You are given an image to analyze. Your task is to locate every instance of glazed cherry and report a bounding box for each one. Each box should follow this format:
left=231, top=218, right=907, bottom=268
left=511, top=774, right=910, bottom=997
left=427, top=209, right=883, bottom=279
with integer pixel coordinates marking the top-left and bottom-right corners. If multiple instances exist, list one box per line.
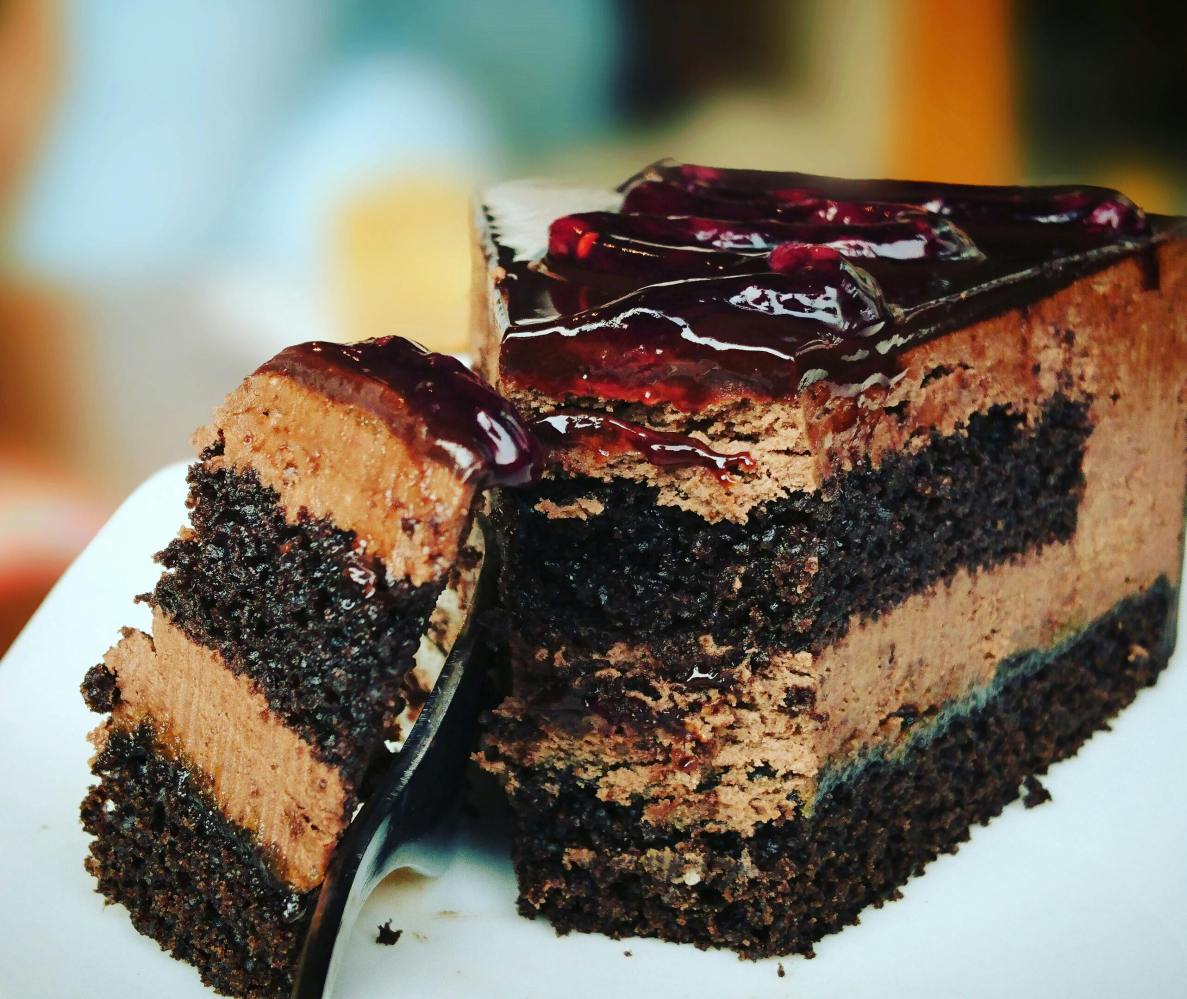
left=548, top=210, right=981, bottom=279
left=630, top=161, right=1150, bottom=238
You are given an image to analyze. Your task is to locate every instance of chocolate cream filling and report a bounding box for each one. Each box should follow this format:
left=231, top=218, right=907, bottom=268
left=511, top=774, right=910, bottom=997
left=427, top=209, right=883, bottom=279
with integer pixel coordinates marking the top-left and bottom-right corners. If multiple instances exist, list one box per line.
left=199, top=371, right=477, bottom=587
left=94, top=610, right=349, bottom=892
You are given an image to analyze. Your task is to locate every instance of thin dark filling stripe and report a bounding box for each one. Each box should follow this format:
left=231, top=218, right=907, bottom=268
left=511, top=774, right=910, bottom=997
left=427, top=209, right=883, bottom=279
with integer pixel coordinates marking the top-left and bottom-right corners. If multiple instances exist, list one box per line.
left=82, top=723, right=316, bottom=998
left=497, top=577, right=1172, bottom=958
left=495, top=395, right=1090, bottom=665
left=151, top=458, right=441, bottom=785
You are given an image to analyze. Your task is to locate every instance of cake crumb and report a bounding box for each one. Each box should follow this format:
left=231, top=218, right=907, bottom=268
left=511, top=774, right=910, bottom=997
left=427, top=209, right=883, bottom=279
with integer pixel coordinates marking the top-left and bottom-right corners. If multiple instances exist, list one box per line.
left=533, top=497, right=605, bottom=520
left=1022, top=775, right=1052, bottom=809
left=376, top=920, right=403, bottom=946
left=777, top=962, right=786, bottom=978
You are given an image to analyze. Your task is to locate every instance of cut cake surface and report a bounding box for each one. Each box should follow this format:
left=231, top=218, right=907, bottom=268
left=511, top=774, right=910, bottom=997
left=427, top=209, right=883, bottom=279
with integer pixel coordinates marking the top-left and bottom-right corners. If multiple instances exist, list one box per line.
left=473, top=162, right=1187, bottom=957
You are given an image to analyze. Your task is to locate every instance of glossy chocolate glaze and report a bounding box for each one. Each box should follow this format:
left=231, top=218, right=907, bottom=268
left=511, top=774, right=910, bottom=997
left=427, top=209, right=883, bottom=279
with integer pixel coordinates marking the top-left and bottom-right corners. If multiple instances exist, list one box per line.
left=492, top=160, right=1183, bottom=413
left=504, top=252, right=892, bottom=408
left=547, top=209, right=983, bottom=284
left=532, top=411, right=754, bottom=481
left=260, top=337, right=543, bottom=487
left=630, top=162, right=1151, bottom=247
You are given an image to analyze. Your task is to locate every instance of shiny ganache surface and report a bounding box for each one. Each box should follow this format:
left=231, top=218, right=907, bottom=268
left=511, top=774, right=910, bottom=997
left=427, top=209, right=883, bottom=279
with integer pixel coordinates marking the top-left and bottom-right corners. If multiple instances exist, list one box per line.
left=260, top=337, right=543, bottom=487
left=495, top=160, right=1178, bottom=412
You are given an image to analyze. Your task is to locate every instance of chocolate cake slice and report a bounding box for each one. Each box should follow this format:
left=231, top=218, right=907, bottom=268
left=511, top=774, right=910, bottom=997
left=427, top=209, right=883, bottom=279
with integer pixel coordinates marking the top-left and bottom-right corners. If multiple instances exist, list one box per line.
left=473, top=162, right=1187, bottom=956
left=79, top=336, right=539, bottom=997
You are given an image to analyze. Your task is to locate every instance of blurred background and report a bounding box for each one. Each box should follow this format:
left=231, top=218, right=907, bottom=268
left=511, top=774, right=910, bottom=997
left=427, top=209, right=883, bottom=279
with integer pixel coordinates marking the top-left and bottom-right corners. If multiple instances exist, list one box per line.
left=1, top=0, right=1184, bottom=652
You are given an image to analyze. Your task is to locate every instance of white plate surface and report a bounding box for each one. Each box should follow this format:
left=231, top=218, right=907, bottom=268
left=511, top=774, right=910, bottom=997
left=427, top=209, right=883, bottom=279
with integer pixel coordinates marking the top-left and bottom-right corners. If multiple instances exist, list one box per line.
left=2, top=463, right=1185, bottom=999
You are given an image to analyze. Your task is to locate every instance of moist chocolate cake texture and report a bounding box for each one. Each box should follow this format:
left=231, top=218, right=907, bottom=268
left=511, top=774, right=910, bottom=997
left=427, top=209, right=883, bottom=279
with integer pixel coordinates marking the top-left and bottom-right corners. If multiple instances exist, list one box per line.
left=80, top=336, right=540, bottom=998
left=473, top=162, right=1187, bottom=956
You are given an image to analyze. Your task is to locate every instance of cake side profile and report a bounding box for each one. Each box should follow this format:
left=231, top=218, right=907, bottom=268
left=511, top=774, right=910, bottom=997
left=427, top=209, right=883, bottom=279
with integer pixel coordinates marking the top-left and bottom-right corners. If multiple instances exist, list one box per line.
left=80, top=337, right=540, bottom=997
left=473, top=164, right=1187, bottom=956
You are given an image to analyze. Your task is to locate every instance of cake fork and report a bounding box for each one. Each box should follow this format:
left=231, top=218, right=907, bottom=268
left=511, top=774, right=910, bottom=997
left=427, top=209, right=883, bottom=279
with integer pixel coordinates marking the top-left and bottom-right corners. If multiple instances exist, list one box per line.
left=291, top=517, right=497, bottom=999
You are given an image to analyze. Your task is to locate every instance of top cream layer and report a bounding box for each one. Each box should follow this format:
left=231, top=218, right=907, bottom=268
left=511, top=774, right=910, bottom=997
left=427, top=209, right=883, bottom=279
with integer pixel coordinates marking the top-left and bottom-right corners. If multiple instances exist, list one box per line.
left=474, top=182, right=1177, bottom=524
left=197, top=372, right=475, bottom=588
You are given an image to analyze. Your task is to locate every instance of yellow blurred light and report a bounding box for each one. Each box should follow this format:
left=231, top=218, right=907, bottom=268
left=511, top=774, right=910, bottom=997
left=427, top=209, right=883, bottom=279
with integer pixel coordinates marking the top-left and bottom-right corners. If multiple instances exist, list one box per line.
left=333, top=177, right=473, bottom=353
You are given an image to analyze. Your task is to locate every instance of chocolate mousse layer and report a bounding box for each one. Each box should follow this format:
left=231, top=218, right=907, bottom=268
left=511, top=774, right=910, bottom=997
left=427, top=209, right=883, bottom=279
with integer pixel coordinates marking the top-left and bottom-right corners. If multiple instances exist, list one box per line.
left=94, top=610, right=351, bottom=891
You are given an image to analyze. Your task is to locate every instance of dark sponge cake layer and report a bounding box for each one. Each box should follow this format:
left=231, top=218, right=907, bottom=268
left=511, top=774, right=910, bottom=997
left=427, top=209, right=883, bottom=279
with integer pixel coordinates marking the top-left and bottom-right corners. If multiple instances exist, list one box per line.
left=82, top=724, right=315, bottom=998
left=152, top=459, right=441, bottom=785
left=495, top=396, right=1089, bottom=666
left=499, top=578, right=1172, bottom=958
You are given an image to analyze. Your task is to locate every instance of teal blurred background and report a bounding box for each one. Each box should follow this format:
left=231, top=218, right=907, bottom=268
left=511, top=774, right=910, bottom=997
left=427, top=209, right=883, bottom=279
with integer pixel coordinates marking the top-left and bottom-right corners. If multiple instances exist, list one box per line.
left=0, top=0, right=1184, bottom=648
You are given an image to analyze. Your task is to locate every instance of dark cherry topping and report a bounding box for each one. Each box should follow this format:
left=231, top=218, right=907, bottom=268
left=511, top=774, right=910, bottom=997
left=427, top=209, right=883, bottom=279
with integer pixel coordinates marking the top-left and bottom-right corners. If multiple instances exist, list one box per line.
left=260, top=336, right=544, bottom=487
left=621, top=180, right=925, bottom=230
left=503, top=256, right=891, bottom=409
left=622, top=178, right=796, bottom=222
left=547, top=209, right=981, bottom=284
left=632, top=161, right=1151, bottom=243
left=622, top=180, right=955, bottom=234
left=532, top=411, right=754, bottom=482
left=495, top=160, right=1175, bottom=414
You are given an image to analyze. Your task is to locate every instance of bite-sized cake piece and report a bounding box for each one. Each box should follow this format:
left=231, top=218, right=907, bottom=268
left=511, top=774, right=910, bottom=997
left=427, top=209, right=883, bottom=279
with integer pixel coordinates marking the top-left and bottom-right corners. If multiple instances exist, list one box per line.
left=473, top=162, right=1187, bottom=956
left=79, top=337, right=540, bottom=998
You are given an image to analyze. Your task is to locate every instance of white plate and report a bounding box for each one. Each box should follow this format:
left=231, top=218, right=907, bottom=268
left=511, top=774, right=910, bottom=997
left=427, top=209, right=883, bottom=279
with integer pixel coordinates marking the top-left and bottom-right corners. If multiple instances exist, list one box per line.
left=2, top=462, right=1185, bottom=999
